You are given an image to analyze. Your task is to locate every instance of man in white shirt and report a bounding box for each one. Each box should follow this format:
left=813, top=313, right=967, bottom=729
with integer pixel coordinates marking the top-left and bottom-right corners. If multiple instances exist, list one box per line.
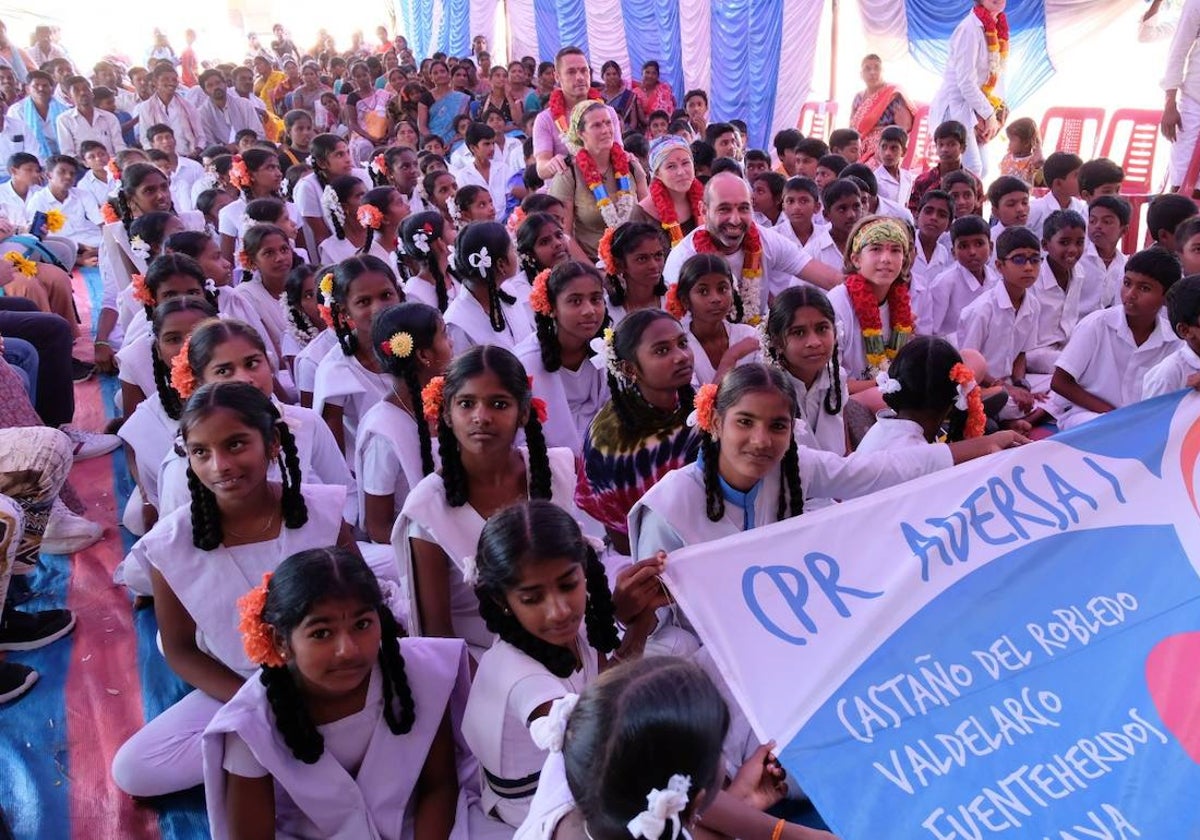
left=134, top=65, right=203, bottom=155
left=230, top=66, right=270, bottom=122
left=55, top=76, right=125, bottom=158
left=27, top=28, right=68, bottom=70
left=664, top=173, right=842, bottom=322
left=28, top=154, right=105, bottom=257
left=146, top=125, right=204, bottom=212
left=196, top=69, right=262, bottom=147
left=0, top=94, right=33, bottom=173
left=93, top=62, right=140, bottom=115
left=1161, top=0, right=1200, bottom=188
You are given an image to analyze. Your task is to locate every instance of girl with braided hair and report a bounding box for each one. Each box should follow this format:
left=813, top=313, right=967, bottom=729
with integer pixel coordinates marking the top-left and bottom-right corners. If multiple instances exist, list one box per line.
left=278, top=262, right=324, bottom=367
left=202, top=547, right=474, bottom=840
left=462, top=500, right=656, bottom=830
left=112, top=382, right=356, bottom=799
left=443, top=221, right=532, bottom=351
left=293, top=133, right=372, bottom=249
left=225, top=224, right=295, bottom=366
left=317, top=174, right=370, bottom=264
left=400, top=211, right=459, bottom=311
left=355, top=302, right=452, bottom=543
left=313, top=255, right=404, bottom=457
left=116, top=297, right=214, bottom=536
left=424, top=168, right=458, bottom=233
left=392, top=345, right=580, bottom=660
left=671, top=253, right=760, bottom=386
left=216, top=148, right=292, bottom=264
left=515, top=211, right=570, bottom=282
left=358, top=185, right=409, bottom=279
left=601, top=221, right=668, bottom=325
left=515, top=260, right=610, bottom=450
left=243, top=197, right=308, bottom=261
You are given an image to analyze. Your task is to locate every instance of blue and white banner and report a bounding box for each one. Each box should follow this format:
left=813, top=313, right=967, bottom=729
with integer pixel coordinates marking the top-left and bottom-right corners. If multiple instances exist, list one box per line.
left=664, top=392, right=1200, bottom=839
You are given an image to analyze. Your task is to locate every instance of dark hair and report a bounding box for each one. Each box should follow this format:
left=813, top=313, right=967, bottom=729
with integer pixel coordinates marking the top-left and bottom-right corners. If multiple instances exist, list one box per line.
left=677, top=253, right=742, bottom=323
left=751, top=171, right=786, bottom=202
left=422, top=169, right=454, bottom=207
left=1042, top=152, right=1083, bottom=186
left=933, top=120, right=968, bottom=146
left=434, top=346, right=552, bottom=507
left=516, top=211, right=564, bottom=277
left=1127, top=247, right=1183, bottom=293
left=995, top=226, right=1042, bottom=259
left=151, top=297, right=216, bottom=420
left=881, top=335, right=965, bottom=421
left=522, top=193, right=565, bottom=216
left=1042, top=209, right=1087, bottom=243
left=710, top=157, right=742, bottom=178
left=1088, top=195, right=1132, bottom=227
left=608, top=309, right=696, bottom=430
left=1077, top=158, right=1124, bottom=195
left=117, top=163, right=170, bottom=236
left=325, top=174, right=362, bottom=241
left=453, top=184, right=490, bottom=218
left=400, top=211, right=451, bottom=312
left=949, top=214, right=990, bottom=242
left=773, top=128, right=803, bottom=157
left=142, top=252, right=212, bottom=320
left=360, top=186, right=401, bottom=258
left=257, top=547, right=414, bottom=762
left=743, top=149, right=771, bottom=166
left=766, top=285, right=842, bottom=416
left=622, top=131, right=648, bottom=162
left=236, top=148, right=279, bottom=201
left=829, top=128, right=860, bottom=150
left=371, top=302, right=442, bottom=473
left=564, top=658, right=728, bottom=838
left=607, top=222, right=668, bottom=307
left=131, top=212, right=180, bottom=265
left=821, top=178, right=861, bottom=212
left=78, top=139, right=106, bottom=157
left=452, top=222, right=517, bottom=332
left=918, top=188, right=954, bottom=217
left=880, top=125, right=908, bottom=148
left=164, top=230, right=213, bottom=261
left=283, top=263, right=322, bottom=341
left=245, top=197, right=289, bottom=228
left=330, top=254, right=401, bottom=356
left=783, top=176, right=820, bottom=201
left=194, top=189, right=226, bottom=220
left=1148, top=193, right=1199, bottom=243
left=473, top=501, right=618, bottom=677
left=179, top=382, right=307, bottom=550
left=703, top=122, right=735, bottom=146
left=464, top=122, right=496, bottom=149
left=1167, top=274, right=1200, bottom=328
left=186, top=317, right=272, bottom=389
left=683, top=88, right=708, bottom=106
left=242, top=223, right=291, bottom=273
left=816, top=153, right=848, bottom=177
left=941, top=170, right=980, bottom=199
left=308, top=133, right=346, bottom=191
left=534, top=260, right=606, bottom=373
left=699, top=364, right=803, bottom=522
left=146, top=123, right=175, bottom=142
left=796, top=137, right=829, bottom=159
left=987, top=175, right=1030, bottom=208
left=841, top=163, right=878, bottom=196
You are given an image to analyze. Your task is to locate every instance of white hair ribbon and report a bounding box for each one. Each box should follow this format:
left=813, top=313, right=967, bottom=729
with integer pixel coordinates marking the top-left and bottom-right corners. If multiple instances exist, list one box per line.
left=411, top=230, right=430, bottom=254
left=461, top=554, right=481, bottom=587
left=876, top=370, right=902, bottom=395
left=954, top=378, right=978, bottom=411
left=467, top=246, right=492, bottom=276
left=529, top=693, right=579, bottom=753
left=626, top=774, right=692, bottom=840
left=204, top=278, right=218, bottom=295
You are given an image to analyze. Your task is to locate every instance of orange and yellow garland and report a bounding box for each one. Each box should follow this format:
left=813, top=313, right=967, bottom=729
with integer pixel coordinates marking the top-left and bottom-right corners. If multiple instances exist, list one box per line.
left=692, top=225, right=764, bottom=325
left=974, top=4, right=1009, bottom=117
left=950, top=363, right=986, bottom=439
left=650, top=178, right=704, bottom=246
left=844, top=273, right=913, bottom=376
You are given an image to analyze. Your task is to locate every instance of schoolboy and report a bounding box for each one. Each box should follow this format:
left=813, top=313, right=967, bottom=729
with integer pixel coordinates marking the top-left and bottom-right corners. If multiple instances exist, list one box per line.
left=986, top=176, right=1031, bottom=242
left=910, top=189, right=954, bottom=304
left=27, top=154, right=104, bottom=257
left=1027, top=210, right=1090, bottom=375
left=908, top=120, right=982, bottom=214
left=454, top=122, right=510, bottom=221
left=705, top=122, right=740, bottom=161
left=1146, top=192, right=1198, bottom=252
left=922, top=214, right=998, bottom=338
left=873, top=125, right=912, bottom=206
left=743, top=149, right=771, bottom=180
left=814, top=178, right=862, bottom=269
left=1077, top=158, right=1124, bottom=203
left=1050, top=247, right=1181, bottom=429
left=146, top=123, right=203, bottom=212
left=77, top=139, right=113, bottom=206
left=0, top=152, right=41, bottom=225
left=814, top=153, right=847, bottom=192
left=1026, top=152, right=1085, bottom=240
left=1078, top=195, right=1131, bottom=315
left=772, top=127, right=803, bottom=176
left=795, top=137, right=829, bottom=179
left=647, top=110, right=670, bottom=140
left=828, top=128, right=861, bottom=163
left=843, top=162, right=912, bottom=223
left=775, top=176, right=820, bottom=249
left=750, top=171, right=785, bottom=227
left=1142, top=275, right=1200, bottom=397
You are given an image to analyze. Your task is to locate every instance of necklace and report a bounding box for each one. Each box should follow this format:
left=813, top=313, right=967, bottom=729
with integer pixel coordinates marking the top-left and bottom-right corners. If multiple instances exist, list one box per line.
left=389, top=384, right=417, bottom=420
left=224, top=508, right=278, bottom=541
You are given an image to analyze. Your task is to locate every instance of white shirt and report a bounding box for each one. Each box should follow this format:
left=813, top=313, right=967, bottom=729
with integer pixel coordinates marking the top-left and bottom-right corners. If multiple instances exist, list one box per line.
left=910, top=238, right=953, bottom=314
left=1025, top=192, right=1088, bottom=242
left=1161, top=0, right=1200, bottom=103
left=803, top=224, right=844, bottom=272
left=923, top=260, right=999, bottom=340
left=134, top=94, right=203, bottom=152
left=28, top=43, right=68, bottom=68
left=874, top=196, right=914, bottom=225
left=1031, top=259, right=1086, bottom=352
left=452, top=158, right=511, bottom=223
left=773, top=215, right=817, bottom=249
left=929, top=13, right=998, bottom=122
left=78, top=169, right=115, bottom=206
left=874, top=165, right=914, bottom=207
left=294, top=168, right=373, bottom=221
left=167, top=156, right=205, bottom=214
left=1076, top=238, right=1126, bottom=316
left=217, top=196, right=303, bottom=253
left=855, top=415, right=930, bottom=454
left=55, top=108, right=126, bottom=158
left=1143, top=343, right=1200, bottom=398
left=789, top=367, right=848, bottom=455
left=957, top=282, right=1041, bottom=381
left=1050, top=306, right=1180, bottom=420
left=0, top=180, right=32, bottom=226
left=0, top=114, right=33, bottom=165
left=197, top=95, right=262, bottom=147
left=27, top=186, right=105, bottom=248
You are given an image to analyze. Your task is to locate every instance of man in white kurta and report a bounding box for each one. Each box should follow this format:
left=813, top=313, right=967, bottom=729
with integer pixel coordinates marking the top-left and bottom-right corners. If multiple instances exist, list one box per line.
left=1161, top=0, right=1200, bottom=188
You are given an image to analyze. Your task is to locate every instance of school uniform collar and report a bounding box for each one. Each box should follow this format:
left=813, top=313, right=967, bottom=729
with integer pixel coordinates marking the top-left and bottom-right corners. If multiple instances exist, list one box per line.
left=1111, top=306, right=1172, bottom=350
left=955, top=261, right=989, bottom=291
left=696, top=448, right=762, bottom=531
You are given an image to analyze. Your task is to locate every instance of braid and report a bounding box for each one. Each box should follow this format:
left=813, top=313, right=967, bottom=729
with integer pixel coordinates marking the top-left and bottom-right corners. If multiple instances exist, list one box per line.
left=678, top=384, right=696, bottom=416
left=730, top=287, right=745, bottom=324
left=186, top=465, right=223, bottom=550
left=608, top=372, right=638, bottom=430
left=117, top=190, right=135, bottom=237
left=332, top=304, right=359, bottom=356
left=778, top=435, right=805, bottom=520
left=436, top=419, right=468, bottom=507
left=151, top=341, right=183, bottom=420
left=607, top=272, right=626, bottom=306
left=404, top=365, right=435, bottom=474
left=534, top=312, right=561, bottom=372
left=313, top=164, right=330, bottom=191
left=204, top=286, right=220, bottom=311
left=478, top=588, right=579, bottom=678
left=329, top=205, right=346, bottom=241
left=653, top=276, right=667, bottom=298
left=377, top=608, right=416, bottom=734
left=485, top=281, right=508, bottom=332
left=429, top=260, right=449, bottom=312
left=241, top=184, right=254, bottom=203
left=823, top=344, right=844, bottom=415
left=701, top=436, right=724, bottom=522
left=275, top=420, right=309, bottom=529
left=523, top=415, right=553, bottom=500
left=260, top=665, right=324, bottom=763
left=581, top=546, right=619, bottom=653
left=361, top=226, right=376, bottom=255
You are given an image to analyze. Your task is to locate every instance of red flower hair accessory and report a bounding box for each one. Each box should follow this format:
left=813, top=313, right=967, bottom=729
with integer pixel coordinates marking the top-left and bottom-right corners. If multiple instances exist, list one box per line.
left=422, top=375, right=446, bottom=423
left=237, top=573, right=285, bottom=668
left=598, top=227, right=618, bottom=277
left=229, top=154, right=251, bottom=190
left=687, top=383, right=719, bottom=435
left=530, top=269, right=553, bottom=317
left=664, top=284, right=685, bottom=320
left=950, top=363, right=986, bottom=439
left=130, top=273, right=154, bottom=307
left=170, top=335, right=197, bottom=399
left=357, top=204, right=384, bottom=230
left=526, top=376, right=548, bottom=424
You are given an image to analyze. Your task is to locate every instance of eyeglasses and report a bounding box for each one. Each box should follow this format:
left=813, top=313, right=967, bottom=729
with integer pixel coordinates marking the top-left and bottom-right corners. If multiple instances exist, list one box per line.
left=1003, top=254, right=1043, bottom=266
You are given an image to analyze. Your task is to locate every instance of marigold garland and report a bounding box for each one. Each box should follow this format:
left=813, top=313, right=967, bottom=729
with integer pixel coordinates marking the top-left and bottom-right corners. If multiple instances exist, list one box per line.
left=950, top=363, right=986, bottom=439
left=229, top=154, right=251, bottom=190
left=44, top=208, right=65, bottom=234
left=422, top=375, right=446, bottom=423
left=844, top=273, right=914, bottom=376
left=548, top=88, right=602, bottom=135
left=576, top=144, right=634, bottom=230
left=974, top=4, right=1010, bottom=116
left=664, top=284, right=685, bottom=320
left=357, top=204, right=384, bottom=230
left=130, top=273, right=154, bottom=307
left=237, top=573, right=286, bottom=668
left=598, top=227, right=618, bottom=277
left=693, top=225, right=764, bottom=325
left=692, top=382, right=719, bottom=435
left=3, top=252, right=37, bottom=278
left=650, top=178, right=704, bottom=246
left=101, top=202, right=120, bottom=224
left=170, top=336, right=198, bottom=398
left=529, top=269, right=553, bottom=317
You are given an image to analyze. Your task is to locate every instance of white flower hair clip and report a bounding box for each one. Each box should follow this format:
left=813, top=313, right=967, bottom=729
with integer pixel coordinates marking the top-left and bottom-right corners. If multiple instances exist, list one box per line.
left=446, top=199, right=462, bottom=226
left=627, top=774, right=692, bottom=840
left=447, top=244, right=457, bottom=268
left=305, top=155, right=315, bottom=167
left=321, top=184, right=346, bottom=226
left=756, top=320, right=777, bottom=366
left=467, top=246, right=492, bottom=277
left=204, top=278, right=218, bottom=296
left=588, top=328, right=624, bottom=382
left=129, top=235, right=150, bottom=262
left=529, top=694, right=579, bottom=753
left=461, top=554, right=481, bottom=587
left=876, top=370, right=902, bottom=395
left=411, top=230, right=430, bottom=254
left=377, top=578, right=407, bottom=627
left=954, top=377, right=978, bottom=411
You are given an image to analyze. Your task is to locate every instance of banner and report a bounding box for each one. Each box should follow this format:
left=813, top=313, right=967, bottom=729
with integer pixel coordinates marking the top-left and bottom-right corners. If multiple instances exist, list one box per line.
left=663, top=392, right=1200, bottom=840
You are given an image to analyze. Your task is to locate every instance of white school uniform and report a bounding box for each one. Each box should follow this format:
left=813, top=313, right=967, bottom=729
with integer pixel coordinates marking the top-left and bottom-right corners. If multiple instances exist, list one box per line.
left=1143, top=343, right=1200, bottom=398
left=684, top=318, right=760, bottom=386
left=802, top=224, right=844, bottom=272
left=168, top=156, right=206, bottom=213
left=116, top=393, right=177, bottom=510
left=203, top=640, right=477, bottom=840
left=216, top=196, right=304, bottom=257
left=1047, top=306, right=1180, bottom=430
left=26, top=185, right=104, bottom=249
left=318, top=235, right=363, bottom=265
left=55, top=107, right=126, bottom=158
left=874, top=195, right=914, bottom=225
left=293, top=328, right=338, bottom=398
left=0, top=180, right=31, bottom=225
left=402, top=274, right=459, bottom=311
left=664, top=224, right=814, bottom=312
left=874, top=165, right=914, bottom=207
left=462, top=629, right=600, bottom=829
left=515, top=333, right=609, bottom=452
left=443, top=287, right=534, bottom=352
left=294, top=168, right=373, bottom=228
left=222, top=277, right=290, bottom=362
left=1076, top=239, right=1126, bottom=316
left=1026, top=259, right=1087, bottom=374
left=78, top=170, right=115, bottom=206
left=453, top=159, right=512, bottom=222
left=957, top=283, right=1042, bottom=381
left=313, top=343, right=392, bottom=460
left=134, top=94, right=203, bottom=151
left=855, top=415, right=931, bottom=453
left=391, top=447, right=579, bottom=658
left=923, top=260, right=1000, bottom=341
left=114, top=333, right=157, bottom=402
left=354, top=400, right=439, bottom=534
left=1026, top=193, right=1088, bottom=242
left=789, top=366, right=849, bottom=456
left=910, top=239, right=953, bottom=316
left=828, top=283, right=899, bottom=381
left=773, top=216, right=816, bottom=249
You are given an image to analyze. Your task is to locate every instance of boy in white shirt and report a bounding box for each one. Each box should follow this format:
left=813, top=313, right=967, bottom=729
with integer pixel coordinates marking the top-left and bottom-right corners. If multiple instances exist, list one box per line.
left=1025, top=152, right=1086, bottom=240
left=146, top=123, right=203, bottom=212
left=774, top=176, right=820, bottom=249
left=1027, top=209, right=1089, bottom=376
left=872, top=126, right=913, bottom=207
left=985, top=176, right=1030, bottom=249
left=55, top=76, right=125, bottom=158
left=1050, top=248, right=1181, bottom=430
left=1078, top=195, right=1130, bottom=316
left=958, top=226, right=1044, bottom=421
left=1143, top=275, right=1200, bottom=397
left=923, top=215, right=998, bottom=339
left=812, top=178, right=862, bottom=270
left=910, top=190, right=954, bottom=310
left=452, top=122, right=510, bottom=222
left=77, top=140, right=116, bottom=206
left=27, top=154, right=104, bottom=261
left=843, top=162, right=913, bottom=224
left=0, top=152, right=40, bottom=225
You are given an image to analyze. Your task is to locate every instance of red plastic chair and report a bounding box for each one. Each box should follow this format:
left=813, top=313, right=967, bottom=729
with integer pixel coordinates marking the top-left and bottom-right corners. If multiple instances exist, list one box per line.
left=1097, top=109, right=1164, bottom=251
left=903, top=103, right=931, bottom=172
left=796, top=101, right=838, bottom=142
left=1038, top=107, right=1105, bottom=157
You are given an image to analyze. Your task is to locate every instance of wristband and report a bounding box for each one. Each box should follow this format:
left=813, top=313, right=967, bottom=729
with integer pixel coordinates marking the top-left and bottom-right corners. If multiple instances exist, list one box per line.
left=94, top=339, right=112, bottom=348
left=771, top=818, right=786, bottom=840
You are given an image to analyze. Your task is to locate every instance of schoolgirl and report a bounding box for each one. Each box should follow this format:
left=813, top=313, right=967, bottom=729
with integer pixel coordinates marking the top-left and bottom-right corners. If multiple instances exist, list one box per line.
left=454, top=184, right=496, bottom=224
left=225, top=223, right=295, bottom=364
left=666, top=253, right=759, bottom=386
left=442, top=221, right=533, bottom=351
left=355, top=302, right=452, bottom=543
left=294, top=133, right=372, bottom=248
left=600, top=222, right=668, bottom=325
left=216, top=149, right=299, bottom=264
left=317, top=174, right=370, bottom=264
left=516, top=261, right=610, bottom=451
left=423, top=169, right=458, bottom=233
left=244, top=197, right=308, bottom=261
left=278, top=262, right=329, bottom=371
left=357, top=185, right=408, bottom=278
left=116, top=211, right=185, bottom=340
left=515, top=212, right=570, bottom=282
left=292, top=265, right=340, bottom=408
left=400, top=211, right=458, bottom=311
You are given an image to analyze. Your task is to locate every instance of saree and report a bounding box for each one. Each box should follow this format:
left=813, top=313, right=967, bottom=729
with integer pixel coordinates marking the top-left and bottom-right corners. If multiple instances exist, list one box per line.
left=429, top=90, right=471, bottom=143
left=850, top=84, right=912, bottom=165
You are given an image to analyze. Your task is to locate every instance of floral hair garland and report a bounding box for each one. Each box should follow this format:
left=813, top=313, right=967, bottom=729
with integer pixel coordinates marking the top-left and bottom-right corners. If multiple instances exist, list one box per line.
left=321, top=184, right=346, bottom=228
left=237, top=573, right=286, bottom=668
left=526, top=376, right=549, bottom=424
left=102, top=202, right=120, bottom=224
left=316, top=272, right=335, bottom=328
left=598, top=227, right=618, bottom=277
left=950, top=362, right=986, bottom=439
left=369, top=153, right=388, bottom=178
left=686, top=382, right=719, bottom=435
left=664, top=284, right=685, bottom=320
left=130, top=235, right=151, bottom=263
left=169, top=335, right=197, bottom=399
left=358, top=203, right=384, bottom=230
left=529, top=269, right=553, bottom=317
left=278, top=290, right=320, bottom=345
left=130, top=273, right=154, bottom=307
left=693, top=225, right=763, bottom=325
left=588, top=327, right=624, bottom=383
left=421, top=375, right=446, bottom=423
left=229, top=154, right=251, bottom=190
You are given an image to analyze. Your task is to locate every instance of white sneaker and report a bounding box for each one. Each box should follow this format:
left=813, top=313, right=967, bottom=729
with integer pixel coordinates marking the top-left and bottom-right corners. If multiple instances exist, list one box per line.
left=42, top=500, right=104, bottom=555
left=60, top=424, right=122, bottom=461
